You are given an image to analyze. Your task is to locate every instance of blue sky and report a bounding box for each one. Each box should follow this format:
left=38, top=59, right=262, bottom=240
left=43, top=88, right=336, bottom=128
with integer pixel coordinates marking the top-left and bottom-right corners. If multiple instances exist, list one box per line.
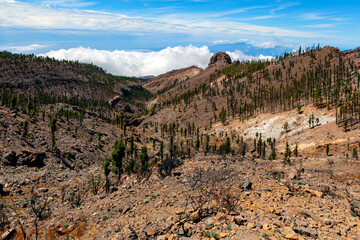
left=0, top=0, right=359, bottom=76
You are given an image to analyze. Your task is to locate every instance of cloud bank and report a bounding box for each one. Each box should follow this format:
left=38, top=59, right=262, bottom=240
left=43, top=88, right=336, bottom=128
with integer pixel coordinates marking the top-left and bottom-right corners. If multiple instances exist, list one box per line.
left=41, top=45, right=273, bottom=77
left=0, top=44, right=48, bottom=52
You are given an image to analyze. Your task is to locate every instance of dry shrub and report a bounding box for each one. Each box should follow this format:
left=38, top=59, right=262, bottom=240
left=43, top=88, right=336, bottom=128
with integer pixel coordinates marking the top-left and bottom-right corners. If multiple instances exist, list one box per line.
left=0, top=203, right=8, bottom=230
left=87, top=173, right=102, bottom=195
left=189, top=167, right=241, bottom=216
left=29, top=188, right=51, bottom=220
left=68, top=183, right=87, bottom=208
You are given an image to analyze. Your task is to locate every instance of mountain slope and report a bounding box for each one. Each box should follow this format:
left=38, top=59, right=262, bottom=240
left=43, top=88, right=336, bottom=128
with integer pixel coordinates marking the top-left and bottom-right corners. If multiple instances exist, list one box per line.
left=1, top=46, right=360, bottom=240
left=142, top=46, right=360, bottom=131
left=0, top=51, right=152, bottom=115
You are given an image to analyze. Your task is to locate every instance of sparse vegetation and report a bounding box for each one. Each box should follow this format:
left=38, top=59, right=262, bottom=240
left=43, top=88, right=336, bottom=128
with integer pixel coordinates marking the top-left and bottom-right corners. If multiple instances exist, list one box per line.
left=1, top=45, right=360, bottom=239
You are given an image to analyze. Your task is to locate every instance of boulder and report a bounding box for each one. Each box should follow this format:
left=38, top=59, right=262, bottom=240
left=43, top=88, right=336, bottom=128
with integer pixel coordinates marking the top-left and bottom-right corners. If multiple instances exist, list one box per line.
left=0, top=184, right=9, bottom=196
left=288, top=171, right=297, bottom=180
left=242, top=181, right=252, bottom=190
left=144, top=225, right=157, bottom=236
left=215, top=212, right=226, bottom=221
left=20, top=151, right=46, bottom=168
left=293, top=227, right=318, bottom=238
left=234, top=216, right=247, bottom=226
left=2, top=151, right=46, bottom=168
left=190, top=210, right=201, bottom=222
left=1, top=229, right=16, bottom=240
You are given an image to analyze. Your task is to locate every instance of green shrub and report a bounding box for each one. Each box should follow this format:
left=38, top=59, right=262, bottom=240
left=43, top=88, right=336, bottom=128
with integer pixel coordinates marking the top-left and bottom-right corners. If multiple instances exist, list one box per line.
left=211, top=232, right=219, bottom=239
left=204, top=232, right=210, bottom=237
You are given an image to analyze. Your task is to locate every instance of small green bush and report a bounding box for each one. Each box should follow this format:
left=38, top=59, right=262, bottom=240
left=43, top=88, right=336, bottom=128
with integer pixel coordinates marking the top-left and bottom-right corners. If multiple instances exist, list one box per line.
left=211, top=232, right=219, bottom=239
left=204, top=232, right=210, bottom=237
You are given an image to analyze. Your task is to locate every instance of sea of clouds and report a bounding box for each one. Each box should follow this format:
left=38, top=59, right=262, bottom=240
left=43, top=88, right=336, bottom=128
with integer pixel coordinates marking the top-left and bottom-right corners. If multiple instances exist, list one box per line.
left=42, top=45, right=273, bottom=77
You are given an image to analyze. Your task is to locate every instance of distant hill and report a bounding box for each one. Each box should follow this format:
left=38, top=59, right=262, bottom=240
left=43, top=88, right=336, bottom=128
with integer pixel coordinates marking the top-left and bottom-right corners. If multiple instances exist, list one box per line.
left=0, top=51, right=152, bottom=116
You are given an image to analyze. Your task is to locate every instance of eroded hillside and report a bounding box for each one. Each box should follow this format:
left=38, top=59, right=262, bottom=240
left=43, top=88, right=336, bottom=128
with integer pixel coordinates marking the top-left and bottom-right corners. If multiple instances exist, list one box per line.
left=1, top=47, right=360, bottom=240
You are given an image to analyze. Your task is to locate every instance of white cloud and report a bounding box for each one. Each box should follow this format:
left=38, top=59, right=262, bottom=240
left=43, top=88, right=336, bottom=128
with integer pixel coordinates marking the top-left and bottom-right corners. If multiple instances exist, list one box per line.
left=212, top=39, right=290, bottom=49
left=303, top=24, right=335, bottom=28
left=42, top=0, right=97, bottom=8
left=301, top=13, right=325, bottom=20
left=41, top=45, right=212, bottom=77
left=0, top=0, right=327, bottom=39
left=0, top=44, right=48, bottom=52
left=212, top=40, right=234, bottom=44
left=41, top=45, right=274, bottom=77
left=251, top=41, right=277, bottom=48
left=226, top=50, right=274, bottom=62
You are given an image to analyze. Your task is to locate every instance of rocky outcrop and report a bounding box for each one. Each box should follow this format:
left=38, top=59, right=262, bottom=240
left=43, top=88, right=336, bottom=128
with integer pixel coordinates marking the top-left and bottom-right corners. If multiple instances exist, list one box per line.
left=0, top=184, right=9, bottom=196
left=208, top=52, right=232, bottom=67
left=3, top=151, right=17, bottom=166
left=2, top=151, right=46, bottom=168
left=109, top=95, right=121, bottom=107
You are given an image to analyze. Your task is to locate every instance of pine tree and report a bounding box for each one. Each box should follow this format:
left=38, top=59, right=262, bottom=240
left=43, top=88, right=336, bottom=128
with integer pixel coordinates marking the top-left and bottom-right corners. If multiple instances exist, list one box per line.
left=353, top=147, right=358, bottom=159
left=112, top=140, right=126, bottom=181
left=284, top=141, right=291, bottom=163
left=160, top=141, right=164, bottom=161
left=268, top=149, right=276, bottom=160
left=1, top=86, right=8, bottom=106
left=205, top=135, right=210, bottom=155
left=104, top=158, right=111, bottom=194
left=219, top=107, right=227, bottom=123
left=294, top=144, right=298, bottom=157
left=194, top=134, right=200, bottom=151
left=284, top=122, right=289, bottom=132
left=140, top=146, right=149, bottom=172
left=23, top=120, right=29, bottom=137
left=10, top=94, right=17, bottom=109
left=169, top=135, right=174, bottom=158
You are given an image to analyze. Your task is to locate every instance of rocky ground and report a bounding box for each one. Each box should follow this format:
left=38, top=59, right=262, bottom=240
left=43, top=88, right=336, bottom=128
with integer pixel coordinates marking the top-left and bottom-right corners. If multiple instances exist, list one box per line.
left=1, top=150, right=360, bottom=239
left=2, top=102, right=360, bottom=240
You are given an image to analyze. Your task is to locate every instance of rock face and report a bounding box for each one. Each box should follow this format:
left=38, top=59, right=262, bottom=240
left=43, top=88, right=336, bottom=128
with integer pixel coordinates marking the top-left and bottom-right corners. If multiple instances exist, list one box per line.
left=208, top=52, right=232, bottom=67
left=109, top=95, right=121, bottom=107
left=3, top=151, right=17, bottom=166
left=0, top=184, right=9, bottom=196
left=2, top=151, right=46, bottom=168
